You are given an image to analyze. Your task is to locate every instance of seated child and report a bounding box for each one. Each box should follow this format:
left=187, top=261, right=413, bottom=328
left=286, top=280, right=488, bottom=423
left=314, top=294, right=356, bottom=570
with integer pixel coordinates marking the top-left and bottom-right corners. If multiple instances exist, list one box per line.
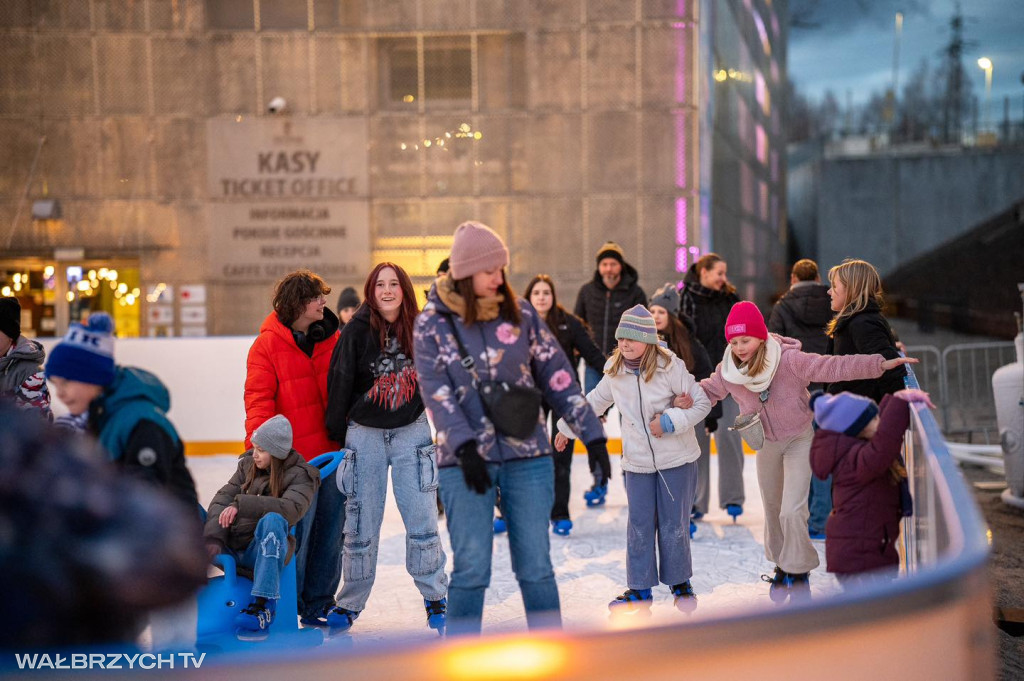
left=203, top=415, right=321, bottom=633
left=809, top=388, right=932, bottom=586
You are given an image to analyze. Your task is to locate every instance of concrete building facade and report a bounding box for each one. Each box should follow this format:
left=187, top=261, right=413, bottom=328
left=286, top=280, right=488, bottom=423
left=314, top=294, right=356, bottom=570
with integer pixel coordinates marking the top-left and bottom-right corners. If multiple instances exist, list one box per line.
left=1, top=0, right=786, bottom=336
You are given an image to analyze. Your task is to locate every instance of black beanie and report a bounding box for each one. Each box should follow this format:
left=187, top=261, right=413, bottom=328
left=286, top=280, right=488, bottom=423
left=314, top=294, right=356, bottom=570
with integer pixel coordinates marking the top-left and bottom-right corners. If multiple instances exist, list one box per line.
left=0, top=297, right=20, bottom=342
left=336, top=287, right=360, bottom=310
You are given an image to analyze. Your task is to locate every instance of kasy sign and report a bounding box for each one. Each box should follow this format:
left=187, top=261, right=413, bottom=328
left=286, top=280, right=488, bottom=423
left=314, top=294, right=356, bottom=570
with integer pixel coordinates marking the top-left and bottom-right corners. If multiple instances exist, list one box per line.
left=206, top=118, right=370, bottom=282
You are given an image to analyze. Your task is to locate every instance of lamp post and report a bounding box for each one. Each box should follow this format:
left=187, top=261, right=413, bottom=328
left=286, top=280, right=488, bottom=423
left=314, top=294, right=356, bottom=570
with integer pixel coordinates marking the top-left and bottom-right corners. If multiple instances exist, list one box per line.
left=978, top=57, right=993, bottom=134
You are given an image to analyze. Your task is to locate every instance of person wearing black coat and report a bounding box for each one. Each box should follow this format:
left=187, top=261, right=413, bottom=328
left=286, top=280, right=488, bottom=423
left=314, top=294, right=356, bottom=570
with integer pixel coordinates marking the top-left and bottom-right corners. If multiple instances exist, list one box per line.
left=679, top=254, right=745, bottom=520
left=573, top=241, right=647, bottom=394
left=768, top=259, right=833, bottom=358
left=526, top=275, right=608, bottom=535
left=824, top=260, right=907, bottom=402
left=768, top=259, right=835, bottom=539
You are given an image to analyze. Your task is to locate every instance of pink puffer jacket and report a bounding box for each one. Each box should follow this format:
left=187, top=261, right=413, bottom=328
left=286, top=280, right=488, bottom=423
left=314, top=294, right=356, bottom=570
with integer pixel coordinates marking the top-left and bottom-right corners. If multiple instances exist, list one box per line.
left=700, top=335, right=886, bottom=443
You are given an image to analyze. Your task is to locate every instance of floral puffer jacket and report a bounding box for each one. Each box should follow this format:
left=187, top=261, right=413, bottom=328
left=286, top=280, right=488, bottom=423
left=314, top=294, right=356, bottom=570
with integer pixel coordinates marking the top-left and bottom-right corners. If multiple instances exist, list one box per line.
left=414, top=285, right=605, bottom=468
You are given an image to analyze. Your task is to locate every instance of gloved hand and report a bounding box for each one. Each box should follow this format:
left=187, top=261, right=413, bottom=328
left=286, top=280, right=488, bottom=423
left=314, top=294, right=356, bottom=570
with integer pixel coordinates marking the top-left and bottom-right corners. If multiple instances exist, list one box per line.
left=704, top=416, right=718, bottom=434
left=455, top=441, right=492, bottom=495
left=586, top=438, right=611, bottom=487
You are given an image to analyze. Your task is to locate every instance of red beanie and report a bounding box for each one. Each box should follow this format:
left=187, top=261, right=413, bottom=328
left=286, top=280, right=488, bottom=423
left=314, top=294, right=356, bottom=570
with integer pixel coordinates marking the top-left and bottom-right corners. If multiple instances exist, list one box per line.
left=724, top=301, right=768, bottom=342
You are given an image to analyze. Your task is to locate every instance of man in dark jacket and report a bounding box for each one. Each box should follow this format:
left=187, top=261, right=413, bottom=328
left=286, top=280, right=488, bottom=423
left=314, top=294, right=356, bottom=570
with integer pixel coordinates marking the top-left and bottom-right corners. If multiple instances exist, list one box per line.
left=768, top=259, right=833, bottom=357
left=768, top=259, right=834, bottom=540
left=573, top=241, right=647, bottom=393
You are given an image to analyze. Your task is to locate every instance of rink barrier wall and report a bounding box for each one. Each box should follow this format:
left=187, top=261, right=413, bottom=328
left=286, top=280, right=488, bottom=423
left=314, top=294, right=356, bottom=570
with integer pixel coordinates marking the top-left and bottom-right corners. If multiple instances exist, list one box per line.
left=31, top=343, right=993, bottom=678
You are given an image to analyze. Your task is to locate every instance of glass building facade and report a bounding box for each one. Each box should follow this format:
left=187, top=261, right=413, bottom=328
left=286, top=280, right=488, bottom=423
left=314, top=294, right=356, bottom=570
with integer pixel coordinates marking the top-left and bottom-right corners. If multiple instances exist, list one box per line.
left=703, top=0, right=788, bottom=303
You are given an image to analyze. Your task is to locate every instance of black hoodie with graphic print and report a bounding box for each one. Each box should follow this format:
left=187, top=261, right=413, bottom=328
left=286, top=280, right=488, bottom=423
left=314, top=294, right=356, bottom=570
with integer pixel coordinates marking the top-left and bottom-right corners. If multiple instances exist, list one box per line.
left=324, top=305, right=425, bottom=445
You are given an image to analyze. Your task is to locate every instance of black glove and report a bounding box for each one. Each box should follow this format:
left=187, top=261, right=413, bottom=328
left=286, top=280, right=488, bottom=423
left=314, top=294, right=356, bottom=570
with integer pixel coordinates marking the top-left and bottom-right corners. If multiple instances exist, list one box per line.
left=586, top=438, right=611, bottom=487
left=455, top=441, right=492, bottom=495
left=704, top=417, right=718, bottom=434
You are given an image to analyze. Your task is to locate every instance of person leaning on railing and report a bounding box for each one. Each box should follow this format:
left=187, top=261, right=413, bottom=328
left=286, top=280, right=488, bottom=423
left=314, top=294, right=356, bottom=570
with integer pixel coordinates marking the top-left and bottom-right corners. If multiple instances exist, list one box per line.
left=824, top=259, right=907, bottom=401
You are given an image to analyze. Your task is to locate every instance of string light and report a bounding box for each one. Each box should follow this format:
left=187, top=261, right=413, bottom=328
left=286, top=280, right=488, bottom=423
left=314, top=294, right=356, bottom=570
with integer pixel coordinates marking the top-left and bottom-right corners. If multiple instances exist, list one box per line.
left=398, top=122, right=484, bottom=151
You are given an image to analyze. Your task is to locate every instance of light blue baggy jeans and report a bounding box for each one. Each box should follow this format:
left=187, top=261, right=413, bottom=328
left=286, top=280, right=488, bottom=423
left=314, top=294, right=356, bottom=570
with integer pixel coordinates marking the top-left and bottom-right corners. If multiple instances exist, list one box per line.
left=335, top=415, right=448, bottom=612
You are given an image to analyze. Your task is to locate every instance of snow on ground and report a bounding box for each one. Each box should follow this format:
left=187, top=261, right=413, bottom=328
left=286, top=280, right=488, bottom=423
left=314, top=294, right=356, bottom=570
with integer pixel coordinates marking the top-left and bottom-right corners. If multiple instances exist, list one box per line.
left=187, top=452, right=840, bottom=649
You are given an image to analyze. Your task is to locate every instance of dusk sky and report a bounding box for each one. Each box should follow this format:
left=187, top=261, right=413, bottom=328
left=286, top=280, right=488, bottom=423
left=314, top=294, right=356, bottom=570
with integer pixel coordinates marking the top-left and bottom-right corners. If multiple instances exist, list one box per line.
left=788, top=0, right=1024, bottom=120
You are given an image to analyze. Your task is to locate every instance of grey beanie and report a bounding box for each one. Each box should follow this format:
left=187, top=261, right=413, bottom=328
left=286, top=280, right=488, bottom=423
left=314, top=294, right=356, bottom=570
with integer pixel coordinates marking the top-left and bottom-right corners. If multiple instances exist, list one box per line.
left=252, top=415, right=293, bottom=460
left=649, top=282, right=680, bottom=316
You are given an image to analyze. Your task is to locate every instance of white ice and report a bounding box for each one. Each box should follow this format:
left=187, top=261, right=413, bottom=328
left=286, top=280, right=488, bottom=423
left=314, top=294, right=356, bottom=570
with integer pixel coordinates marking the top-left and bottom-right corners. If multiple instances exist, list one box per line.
left=187, top=452, right=840, bottom=648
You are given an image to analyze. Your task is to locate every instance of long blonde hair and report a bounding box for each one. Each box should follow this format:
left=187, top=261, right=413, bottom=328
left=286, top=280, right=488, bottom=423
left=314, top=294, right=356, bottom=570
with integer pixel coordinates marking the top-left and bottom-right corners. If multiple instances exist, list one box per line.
left=730, top=339, right=769, bottom=376
left=826, top=259, right=884, bottom=337
left=606, top=342, right=673, bottom=382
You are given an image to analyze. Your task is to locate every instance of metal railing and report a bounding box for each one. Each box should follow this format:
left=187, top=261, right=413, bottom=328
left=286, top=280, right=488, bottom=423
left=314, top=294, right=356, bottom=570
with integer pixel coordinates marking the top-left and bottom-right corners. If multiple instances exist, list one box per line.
left=905, top=342, right=1016, bottom=441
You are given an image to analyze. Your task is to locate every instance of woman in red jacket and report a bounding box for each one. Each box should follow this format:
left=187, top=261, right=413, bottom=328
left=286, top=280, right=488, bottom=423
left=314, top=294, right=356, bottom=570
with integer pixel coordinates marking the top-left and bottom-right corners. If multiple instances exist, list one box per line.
left=242, top=269, right=342, bottom=626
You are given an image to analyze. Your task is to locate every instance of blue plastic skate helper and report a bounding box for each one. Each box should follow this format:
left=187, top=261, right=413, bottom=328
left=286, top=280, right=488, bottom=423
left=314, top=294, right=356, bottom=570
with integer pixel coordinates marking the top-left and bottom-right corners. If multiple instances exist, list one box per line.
left=196, top=450, right=344, bottom=650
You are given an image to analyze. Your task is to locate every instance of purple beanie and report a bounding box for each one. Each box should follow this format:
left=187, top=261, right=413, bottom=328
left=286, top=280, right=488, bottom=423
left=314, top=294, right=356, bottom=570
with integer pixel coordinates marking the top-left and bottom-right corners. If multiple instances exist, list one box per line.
left=811, top=391, right=879, bottom=437
left=448, top=221, right=509, bottom=280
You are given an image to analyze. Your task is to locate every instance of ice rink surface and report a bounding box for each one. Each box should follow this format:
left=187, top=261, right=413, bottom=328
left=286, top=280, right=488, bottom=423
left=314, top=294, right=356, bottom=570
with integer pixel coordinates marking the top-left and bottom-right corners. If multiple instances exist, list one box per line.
left=188, top=452, right=840, bottom=648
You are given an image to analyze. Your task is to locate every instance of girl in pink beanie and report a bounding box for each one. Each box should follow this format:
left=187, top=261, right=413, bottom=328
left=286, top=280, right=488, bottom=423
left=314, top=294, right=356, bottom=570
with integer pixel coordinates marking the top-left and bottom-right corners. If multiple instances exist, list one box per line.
left=677, top=301, right=916, bottom=599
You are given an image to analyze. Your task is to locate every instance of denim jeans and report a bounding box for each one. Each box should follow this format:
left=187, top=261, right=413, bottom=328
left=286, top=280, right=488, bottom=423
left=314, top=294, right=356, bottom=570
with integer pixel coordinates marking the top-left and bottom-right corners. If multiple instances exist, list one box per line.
left=622, top=463, right=698, bottom=589
left=230, top=513, right=289, bottom=600
left=335, top=416, right=447, bottom=612
left=584, top=365, right=603, bottom=396
left=439, top=456, right=560, bottom=636
left=808, top=474, right=832, bottom=534
left=296, top=465, right=346, bottom=618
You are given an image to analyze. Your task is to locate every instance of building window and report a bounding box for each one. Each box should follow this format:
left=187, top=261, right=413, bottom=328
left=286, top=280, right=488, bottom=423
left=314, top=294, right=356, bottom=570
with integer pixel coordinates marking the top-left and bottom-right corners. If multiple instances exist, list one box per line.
left=379, top=36, right=473, bottom=109
left=205, top=0, right=255, bottom=30
left=259, top=1, right=308, bottom=29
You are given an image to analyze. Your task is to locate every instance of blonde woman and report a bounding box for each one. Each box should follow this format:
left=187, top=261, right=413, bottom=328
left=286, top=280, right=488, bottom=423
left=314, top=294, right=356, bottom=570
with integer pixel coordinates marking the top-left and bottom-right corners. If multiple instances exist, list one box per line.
left=825, top=259, right=906, bottom=401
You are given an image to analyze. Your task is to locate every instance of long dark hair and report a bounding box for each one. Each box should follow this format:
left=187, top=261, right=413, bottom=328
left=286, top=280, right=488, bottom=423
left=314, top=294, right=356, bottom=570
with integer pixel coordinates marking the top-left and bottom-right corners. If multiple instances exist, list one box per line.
left=242, top=454, right=286, bottom=499
left=363, top=262, right=419, bottom=357
left=453, top=269, right=521, bottom=327
left=523, top=274, right=567, bottom=329
left=660, top=315, right=695, bottom=370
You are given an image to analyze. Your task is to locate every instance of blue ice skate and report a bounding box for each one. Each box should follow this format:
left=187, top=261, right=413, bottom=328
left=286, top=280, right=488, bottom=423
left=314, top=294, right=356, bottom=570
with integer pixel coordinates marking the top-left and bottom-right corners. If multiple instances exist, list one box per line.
left=670, top=581, right=697, bottom=613
left=493, top=517, right=507, bottom=534
left=551, top=519, right=573, bottom=536
left=608, top=588, right=653, bottom=611
left=726, top=503, right=743, bottom=522
left=762, top=567, right=810, bottom=603
left=326, top=606, right=360, bottom=632
left=234, top=598, right=275, bottom=636
left=689, top=519, right=696, bottom=538
left=583, top=474, right=607, bottom=507
left=425, top=598, right=447, bottom=634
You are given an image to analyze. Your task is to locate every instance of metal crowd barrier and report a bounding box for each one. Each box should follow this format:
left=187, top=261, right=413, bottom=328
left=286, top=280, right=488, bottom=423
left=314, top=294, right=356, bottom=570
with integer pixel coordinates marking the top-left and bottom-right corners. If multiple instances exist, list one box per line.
left=905, top=342, right=1016, bottom=441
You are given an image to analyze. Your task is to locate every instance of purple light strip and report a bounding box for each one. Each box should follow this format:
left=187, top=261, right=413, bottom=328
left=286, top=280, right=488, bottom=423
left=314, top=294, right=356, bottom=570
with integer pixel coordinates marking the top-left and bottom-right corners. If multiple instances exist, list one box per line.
left=676, top=198, right=688, bottom=244
left=674, top=9, right=689, bottom=273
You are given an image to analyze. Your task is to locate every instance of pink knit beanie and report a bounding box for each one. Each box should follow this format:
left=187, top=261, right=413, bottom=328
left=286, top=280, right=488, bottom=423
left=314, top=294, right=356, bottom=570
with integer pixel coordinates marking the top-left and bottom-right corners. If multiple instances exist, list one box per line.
left=724, top=301, right=768, bottom=342
left=448, top=221, right=509, bottom=280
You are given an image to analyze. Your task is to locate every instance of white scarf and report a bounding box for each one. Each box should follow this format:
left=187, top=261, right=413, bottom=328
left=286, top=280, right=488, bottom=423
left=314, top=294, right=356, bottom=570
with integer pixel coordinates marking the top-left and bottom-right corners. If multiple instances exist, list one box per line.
left=721, top=336, right=782, bottom=394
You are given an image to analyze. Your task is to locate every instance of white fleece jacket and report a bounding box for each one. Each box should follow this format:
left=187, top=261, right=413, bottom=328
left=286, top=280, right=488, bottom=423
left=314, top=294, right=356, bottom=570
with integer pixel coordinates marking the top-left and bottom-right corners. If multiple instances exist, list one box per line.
left=558, top=352, right=711, bottom=474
